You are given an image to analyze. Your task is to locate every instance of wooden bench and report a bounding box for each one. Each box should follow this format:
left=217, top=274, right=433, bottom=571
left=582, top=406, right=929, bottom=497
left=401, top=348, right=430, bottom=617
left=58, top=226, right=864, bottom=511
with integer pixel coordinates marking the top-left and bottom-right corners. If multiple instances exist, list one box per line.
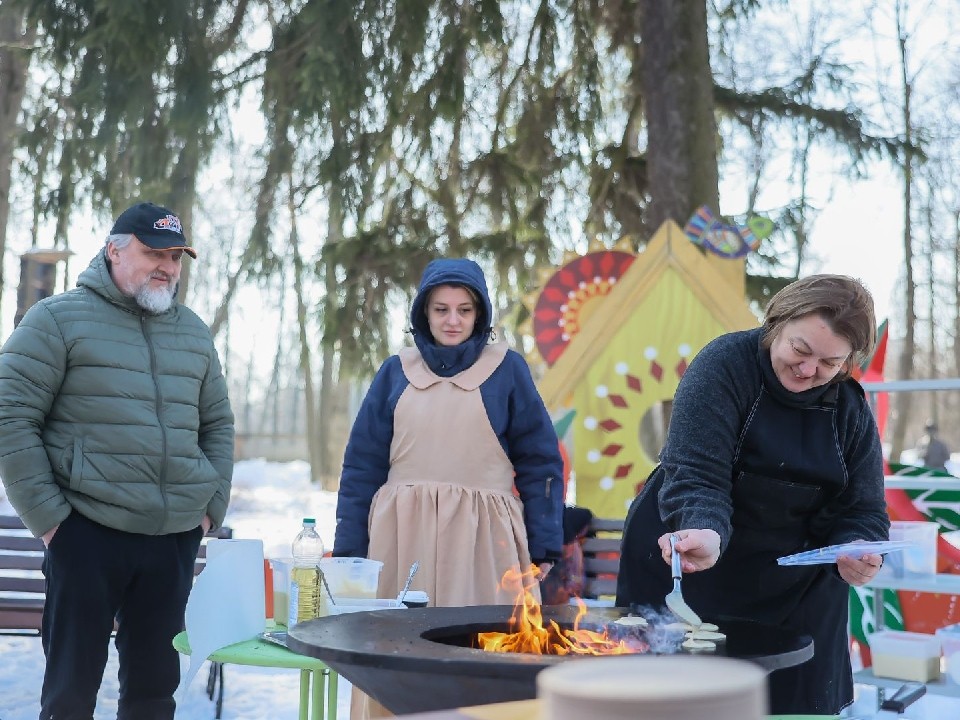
left=0, top=514, right=46, bottom=633
left=581, top=516, right=624, bottom=601
left=0, top=514, right=233, bottom=715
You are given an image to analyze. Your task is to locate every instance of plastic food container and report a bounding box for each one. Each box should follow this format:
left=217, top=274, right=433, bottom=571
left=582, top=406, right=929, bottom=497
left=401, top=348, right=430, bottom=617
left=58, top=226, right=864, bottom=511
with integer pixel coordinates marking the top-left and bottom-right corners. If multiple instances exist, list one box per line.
left=318, top=557, right=383, bottom=599
left=882, top=521, right=939, bottom=578
left=868, top=630, right=941, bottom=682
left=270, top=558, right=293, bottom=626
left=936, top=623, right=960, bottom=684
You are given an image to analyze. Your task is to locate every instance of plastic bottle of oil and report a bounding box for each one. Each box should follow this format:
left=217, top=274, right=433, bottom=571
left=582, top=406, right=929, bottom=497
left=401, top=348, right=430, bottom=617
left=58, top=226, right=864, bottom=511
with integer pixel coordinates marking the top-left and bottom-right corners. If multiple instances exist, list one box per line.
left=288, top=517, right=327, bottom=625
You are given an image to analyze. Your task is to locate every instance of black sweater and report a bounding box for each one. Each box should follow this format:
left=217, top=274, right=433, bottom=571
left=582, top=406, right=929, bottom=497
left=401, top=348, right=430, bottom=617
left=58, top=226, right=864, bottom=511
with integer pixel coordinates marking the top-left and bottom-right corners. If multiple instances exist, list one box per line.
left=656, top=327, right=889, bottom=554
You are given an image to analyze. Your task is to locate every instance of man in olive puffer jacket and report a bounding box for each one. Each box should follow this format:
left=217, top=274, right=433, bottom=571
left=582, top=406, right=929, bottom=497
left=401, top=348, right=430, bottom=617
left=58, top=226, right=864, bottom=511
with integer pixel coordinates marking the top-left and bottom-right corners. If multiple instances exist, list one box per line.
left=0, top=202, right=234, bottom=720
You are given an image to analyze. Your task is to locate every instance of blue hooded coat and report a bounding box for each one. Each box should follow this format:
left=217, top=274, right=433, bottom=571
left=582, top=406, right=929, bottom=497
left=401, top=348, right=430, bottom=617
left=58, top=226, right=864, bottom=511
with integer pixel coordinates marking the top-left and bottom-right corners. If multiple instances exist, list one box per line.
left=333, top=258, right=564, bottom=564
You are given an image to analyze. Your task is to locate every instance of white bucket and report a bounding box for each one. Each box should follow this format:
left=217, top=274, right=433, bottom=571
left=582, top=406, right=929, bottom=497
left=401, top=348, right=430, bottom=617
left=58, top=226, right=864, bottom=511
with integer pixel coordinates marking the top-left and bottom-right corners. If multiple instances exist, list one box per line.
left=537, top=655, right=767, bottom=720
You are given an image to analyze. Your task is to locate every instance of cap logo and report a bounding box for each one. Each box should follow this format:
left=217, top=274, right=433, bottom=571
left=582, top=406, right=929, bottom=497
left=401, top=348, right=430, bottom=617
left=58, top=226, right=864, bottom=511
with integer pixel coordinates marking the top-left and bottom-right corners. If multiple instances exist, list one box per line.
left=154, top=214, right=183, bottom=234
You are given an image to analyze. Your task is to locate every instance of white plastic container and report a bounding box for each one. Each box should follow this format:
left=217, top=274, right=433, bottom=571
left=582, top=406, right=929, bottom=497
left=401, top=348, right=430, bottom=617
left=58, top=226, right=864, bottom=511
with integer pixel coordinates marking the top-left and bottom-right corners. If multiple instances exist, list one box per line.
left=318, top=557, right=383, bottom=599
left=868, top=630, right=941, bottom=682
left=883, top=521, right=939, bottom=578
left=270, top=557, right=292, bottom=626
left=537, top=655, right=767, bottom=720
left=401, top=590, right=430, bottom=608
left=936, top=623, right=960, bottom=684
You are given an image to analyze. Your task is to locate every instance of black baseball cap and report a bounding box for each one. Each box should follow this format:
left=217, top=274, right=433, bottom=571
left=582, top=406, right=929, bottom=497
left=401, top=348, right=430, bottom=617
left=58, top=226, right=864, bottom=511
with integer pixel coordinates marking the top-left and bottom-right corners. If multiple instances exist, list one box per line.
left=110, top=202, right=197, bottom=258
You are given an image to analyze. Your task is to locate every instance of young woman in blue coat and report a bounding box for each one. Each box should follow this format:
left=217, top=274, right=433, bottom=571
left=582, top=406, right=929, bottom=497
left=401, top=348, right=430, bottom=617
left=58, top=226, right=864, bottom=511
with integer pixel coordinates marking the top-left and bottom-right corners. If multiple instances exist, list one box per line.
left=334, top=258, right=564, bottom=607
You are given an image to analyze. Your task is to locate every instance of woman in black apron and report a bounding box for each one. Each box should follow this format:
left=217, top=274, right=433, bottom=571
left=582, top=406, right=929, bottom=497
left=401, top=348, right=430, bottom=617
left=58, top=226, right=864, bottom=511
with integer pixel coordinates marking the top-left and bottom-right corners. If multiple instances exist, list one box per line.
left=617, top=274, right=889, bottom=715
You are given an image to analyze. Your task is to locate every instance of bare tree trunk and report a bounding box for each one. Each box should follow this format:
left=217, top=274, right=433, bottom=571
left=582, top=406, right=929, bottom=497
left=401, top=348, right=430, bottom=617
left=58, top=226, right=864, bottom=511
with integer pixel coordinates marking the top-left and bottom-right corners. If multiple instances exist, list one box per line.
left=636, top=0, right=742, bottom=293
left=289, top=192, right=323, bottom=486
left=925, top=202, right=936, bottom=424
left=208, top=245, right=255, bottom=338
left=240, top=345, right=256, bottom=449
left=319, top=250, right=337, bottom=483
left=315, top=114, right=349, bottom=486
left=166, top=0, right=250, bottom=306
left=890, top=0, right=917, bottom=462
left=953, top=210, right=960, bottom=381
left=0, top=8, right=36, bottom=324
left=208, top=106, right=293, bottom=338
left=638, top=0, right=719, bottom=226
left=263, top=279, right=286, bottom=435
left=169, top=135, right=200, bottom=302
left=791, top=121, right=816, bottom=278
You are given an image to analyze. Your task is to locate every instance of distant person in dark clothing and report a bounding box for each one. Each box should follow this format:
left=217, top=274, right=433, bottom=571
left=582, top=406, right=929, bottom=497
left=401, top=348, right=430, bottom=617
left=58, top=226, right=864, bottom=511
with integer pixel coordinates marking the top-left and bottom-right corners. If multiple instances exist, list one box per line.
left=917, top=421, right=951, bottom=472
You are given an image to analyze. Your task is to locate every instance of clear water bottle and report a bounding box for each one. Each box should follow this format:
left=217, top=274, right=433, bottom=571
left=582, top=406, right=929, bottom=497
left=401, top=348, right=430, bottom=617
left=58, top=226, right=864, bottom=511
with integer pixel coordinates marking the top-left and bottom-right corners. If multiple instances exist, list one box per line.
left=288, top=517, right=326, bottom=625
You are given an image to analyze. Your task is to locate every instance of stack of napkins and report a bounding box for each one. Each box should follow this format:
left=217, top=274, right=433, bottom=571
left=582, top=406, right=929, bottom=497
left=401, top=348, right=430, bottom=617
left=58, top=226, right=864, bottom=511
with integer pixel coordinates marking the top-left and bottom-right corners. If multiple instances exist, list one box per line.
left=179, top=539, right=265, bottom=697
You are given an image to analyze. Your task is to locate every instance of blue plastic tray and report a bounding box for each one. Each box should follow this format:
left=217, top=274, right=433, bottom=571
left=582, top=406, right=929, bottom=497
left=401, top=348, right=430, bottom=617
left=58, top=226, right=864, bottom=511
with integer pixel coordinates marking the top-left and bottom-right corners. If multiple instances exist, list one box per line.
left=777, top=540, right=914, bottom=566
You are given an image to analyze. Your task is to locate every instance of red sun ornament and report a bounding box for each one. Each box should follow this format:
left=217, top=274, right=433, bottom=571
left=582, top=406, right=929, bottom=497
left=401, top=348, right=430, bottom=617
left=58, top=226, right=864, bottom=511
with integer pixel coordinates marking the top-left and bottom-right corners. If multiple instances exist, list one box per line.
left=533, top=250, right=636, bottom=366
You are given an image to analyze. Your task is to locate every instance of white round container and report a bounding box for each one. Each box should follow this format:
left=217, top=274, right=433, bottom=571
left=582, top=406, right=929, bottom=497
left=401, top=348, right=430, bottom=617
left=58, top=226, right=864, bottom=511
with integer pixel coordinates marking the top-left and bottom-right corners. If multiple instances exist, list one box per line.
left=537, top=655, right=767, bottom=720
left=401, top=590, right=430, bottom=608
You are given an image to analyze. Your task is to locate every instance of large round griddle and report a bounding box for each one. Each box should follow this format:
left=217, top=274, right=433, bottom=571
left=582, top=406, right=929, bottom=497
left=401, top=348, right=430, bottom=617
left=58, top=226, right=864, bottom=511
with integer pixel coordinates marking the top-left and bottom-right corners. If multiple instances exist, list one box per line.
left=287, top=604, right=813, bottom=715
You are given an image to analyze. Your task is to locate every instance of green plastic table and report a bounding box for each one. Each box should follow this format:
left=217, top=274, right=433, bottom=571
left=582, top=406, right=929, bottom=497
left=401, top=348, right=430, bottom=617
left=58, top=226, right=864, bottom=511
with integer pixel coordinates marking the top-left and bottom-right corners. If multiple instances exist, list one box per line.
left=173, top=623, right=338, bottom=720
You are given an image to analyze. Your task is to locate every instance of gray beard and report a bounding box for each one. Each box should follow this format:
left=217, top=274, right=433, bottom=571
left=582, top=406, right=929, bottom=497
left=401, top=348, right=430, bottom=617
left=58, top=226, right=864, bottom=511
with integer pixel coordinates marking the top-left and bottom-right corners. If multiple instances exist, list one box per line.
left=135, top=283, right=175, bottom=314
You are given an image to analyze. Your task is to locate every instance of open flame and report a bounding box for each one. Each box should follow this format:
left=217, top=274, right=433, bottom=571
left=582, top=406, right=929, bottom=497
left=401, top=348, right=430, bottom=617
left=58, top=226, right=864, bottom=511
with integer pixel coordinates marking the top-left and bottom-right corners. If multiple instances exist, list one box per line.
left=476, top=566, right=643, bottom=655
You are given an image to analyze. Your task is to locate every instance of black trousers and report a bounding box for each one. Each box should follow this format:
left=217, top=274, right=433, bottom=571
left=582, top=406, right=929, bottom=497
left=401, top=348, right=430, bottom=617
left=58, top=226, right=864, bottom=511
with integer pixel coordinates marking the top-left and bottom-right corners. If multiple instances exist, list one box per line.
left=39, top=512, right=203, bottom=720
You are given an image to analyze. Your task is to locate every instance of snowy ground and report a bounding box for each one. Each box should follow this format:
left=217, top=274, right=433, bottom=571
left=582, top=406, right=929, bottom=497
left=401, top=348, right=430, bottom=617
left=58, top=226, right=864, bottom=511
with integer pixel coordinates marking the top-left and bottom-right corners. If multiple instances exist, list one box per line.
left=0, top=459, right=353, bottom=720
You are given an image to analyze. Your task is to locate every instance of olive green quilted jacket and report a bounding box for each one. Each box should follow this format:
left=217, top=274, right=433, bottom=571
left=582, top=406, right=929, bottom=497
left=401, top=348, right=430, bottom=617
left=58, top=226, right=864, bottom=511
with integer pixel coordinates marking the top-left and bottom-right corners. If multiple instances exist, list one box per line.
left=0, top=249, right=235, bottom=537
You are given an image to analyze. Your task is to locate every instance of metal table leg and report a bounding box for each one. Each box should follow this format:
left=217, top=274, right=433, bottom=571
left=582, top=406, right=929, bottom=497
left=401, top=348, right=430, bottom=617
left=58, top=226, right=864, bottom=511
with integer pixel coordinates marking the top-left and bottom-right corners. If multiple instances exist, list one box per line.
left=327, top=670, right=339, bottom=720
left=299, top=668, right=311, bottom=720
left=311, top=667, right=324, bottom=720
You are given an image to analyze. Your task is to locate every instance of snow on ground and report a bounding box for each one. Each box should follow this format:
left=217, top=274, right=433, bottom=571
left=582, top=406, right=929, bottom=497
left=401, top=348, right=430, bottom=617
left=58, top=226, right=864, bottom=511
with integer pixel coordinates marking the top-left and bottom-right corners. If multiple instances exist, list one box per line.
left=0, top=459, right=352, bottom=720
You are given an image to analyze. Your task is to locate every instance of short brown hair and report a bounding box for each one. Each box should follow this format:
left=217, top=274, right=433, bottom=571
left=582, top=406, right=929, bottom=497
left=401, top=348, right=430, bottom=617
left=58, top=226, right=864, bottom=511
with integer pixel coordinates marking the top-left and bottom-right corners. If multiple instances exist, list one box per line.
left=761, top=274, right=877, bottom=382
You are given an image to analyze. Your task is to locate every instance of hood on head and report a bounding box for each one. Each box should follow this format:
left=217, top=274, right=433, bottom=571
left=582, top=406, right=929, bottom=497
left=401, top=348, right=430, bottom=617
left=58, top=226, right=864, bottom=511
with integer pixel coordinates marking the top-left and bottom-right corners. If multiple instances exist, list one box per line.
left=410, top=258, right=493, bottom=339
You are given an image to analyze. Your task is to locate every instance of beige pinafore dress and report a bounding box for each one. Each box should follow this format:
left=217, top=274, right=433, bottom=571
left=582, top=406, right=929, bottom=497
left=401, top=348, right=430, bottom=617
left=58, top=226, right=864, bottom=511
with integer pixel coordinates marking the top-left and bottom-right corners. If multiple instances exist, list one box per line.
left=353, top=342, right=538, bottom=719
left=367, top=341, right=538, bottom=606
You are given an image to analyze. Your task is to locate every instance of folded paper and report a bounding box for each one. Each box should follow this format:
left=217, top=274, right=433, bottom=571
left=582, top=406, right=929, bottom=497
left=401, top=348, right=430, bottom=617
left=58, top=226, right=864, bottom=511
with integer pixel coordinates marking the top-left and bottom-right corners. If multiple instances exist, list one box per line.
left=178, top=538, right=265, bottom=698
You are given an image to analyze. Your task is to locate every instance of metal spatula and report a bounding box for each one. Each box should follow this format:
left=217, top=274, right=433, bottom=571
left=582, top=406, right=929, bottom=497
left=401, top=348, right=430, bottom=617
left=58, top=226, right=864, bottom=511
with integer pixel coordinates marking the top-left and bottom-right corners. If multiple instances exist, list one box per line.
left=666, top=534, right=702, bottom=629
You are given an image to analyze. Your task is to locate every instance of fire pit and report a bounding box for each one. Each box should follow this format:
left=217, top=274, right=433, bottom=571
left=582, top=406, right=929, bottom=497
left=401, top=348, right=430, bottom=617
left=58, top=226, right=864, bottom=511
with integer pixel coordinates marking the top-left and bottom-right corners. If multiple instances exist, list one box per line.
left=286, top=605, right=813, bottom=715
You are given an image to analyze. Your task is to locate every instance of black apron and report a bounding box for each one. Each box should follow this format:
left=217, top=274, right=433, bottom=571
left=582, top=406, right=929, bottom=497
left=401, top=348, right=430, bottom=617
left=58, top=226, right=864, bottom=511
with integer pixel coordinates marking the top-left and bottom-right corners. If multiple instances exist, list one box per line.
left=617, top=382, right=853, bottom=715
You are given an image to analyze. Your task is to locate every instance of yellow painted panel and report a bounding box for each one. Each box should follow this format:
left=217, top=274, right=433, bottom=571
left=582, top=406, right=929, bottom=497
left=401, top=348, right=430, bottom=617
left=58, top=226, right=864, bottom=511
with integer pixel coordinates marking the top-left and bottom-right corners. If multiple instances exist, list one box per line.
left=571, top=268, right=751, bottom=518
